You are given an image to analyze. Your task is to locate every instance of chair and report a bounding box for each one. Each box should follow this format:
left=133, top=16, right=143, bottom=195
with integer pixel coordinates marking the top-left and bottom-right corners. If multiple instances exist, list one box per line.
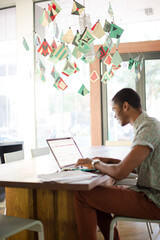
left=31, top=147, right=50, bottom=158
left=4, top=150, right=24, bottom=163
left=109, top=215, right=160, bottom=240
left=0, top=214, right=44, bottom=240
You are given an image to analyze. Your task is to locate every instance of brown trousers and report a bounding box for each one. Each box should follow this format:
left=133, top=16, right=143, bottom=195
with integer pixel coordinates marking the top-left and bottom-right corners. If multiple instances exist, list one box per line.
left=74, top=185, right=160, bottom=240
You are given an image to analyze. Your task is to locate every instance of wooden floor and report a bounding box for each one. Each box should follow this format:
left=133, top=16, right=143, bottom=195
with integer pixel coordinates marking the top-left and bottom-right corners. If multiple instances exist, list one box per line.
left=0, top=200, right=159, bottom=240
left=97, top=221, right=160, bottom=240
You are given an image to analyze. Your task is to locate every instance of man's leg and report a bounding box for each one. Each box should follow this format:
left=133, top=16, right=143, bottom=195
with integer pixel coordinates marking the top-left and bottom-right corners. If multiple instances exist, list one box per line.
left=74, top=185, right=160, bottom=240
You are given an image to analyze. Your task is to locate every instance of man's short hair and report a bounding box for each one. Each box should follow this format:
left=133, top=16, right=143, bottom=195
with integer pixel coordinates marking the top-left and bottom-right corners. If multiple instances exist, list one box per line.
left=112, top=88, right=142, bottom=109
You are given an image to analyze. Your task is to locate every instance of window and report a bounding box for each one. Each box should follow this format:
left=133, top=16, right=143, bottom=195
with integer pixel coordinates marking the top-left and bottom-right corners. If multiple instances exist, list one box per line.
left=145, top=59, right=160, bottom=120
left=0, top=7, right=18, bottom=142
left=101, top=50, right=160, bottom=144
left=34, top=2, right=91, bottom=147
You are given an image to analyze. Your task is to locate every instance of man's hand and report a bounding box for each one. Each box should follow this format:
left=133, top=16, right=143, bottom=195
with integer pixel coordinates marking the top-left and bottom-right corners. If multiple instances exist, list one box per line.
left=75, top=158, right=94, bottom=169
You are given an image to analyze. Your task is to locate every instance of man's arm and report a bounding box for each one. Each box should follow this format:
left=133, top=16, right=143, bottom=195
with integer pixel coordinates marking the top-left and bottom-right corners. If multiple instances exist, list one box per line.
left=76, top=145, right=151, bottom=180
left=93, top=157, right=121, bottom=164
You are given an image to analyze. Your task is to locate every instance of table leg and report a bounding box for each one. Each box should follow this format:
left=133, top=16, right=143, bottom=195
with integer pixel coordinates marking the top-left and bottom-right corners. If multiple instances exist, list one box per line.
left=36, top=189, right=78, bottom=240
left=5, top=187, right=35, bottom=240
left=5, top=188, right=78, bottom=240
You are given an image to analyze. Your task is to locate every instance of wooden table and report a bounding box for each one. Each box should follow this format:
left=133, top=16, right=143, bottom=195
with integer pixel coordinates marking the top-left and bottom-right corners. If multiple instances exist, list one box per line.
left=0, top=145, right=130, bottom=240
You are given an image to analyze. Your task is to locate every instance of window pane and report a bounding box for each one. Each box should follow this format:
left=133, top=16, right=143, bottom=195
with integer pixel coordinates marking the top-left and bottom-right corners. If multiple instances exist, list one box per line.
left=107, top=62, right=135, bottom=141
left=145, top=59, right=160, bottom=120
left=34, top=2, right=91, bottom=147
left=0, top=7, right=18, bottom=142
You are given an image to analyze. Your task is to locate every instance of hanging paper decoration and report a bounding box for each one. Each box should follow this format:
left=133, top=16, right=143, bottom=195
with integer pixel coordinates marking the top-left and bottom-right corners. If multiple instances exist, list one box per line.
left=39, top=59, right=45, bottom=72
left=72, top=46, right=82, bottom=59
left=62, top=59, right=76, bottom=76
left=96, top=45, right=109, bottom=60
left=53, top=22, right=59, bottom=39
left=115, top=38, right=120, bottom=48
left=35, top=32, right=41, bottom=46
left=109, top=23, right=124, bottom=39
left=91, top=20, right=105, bottom=39
left=103, top=19, right=111, bottom=33
left=111, top=50, right=123, bottom=67
left=37, top=39, right=53, bottom=57
left=78, top=28, right=95, bottom=53
left=73, top=62, right=80, bottom=73
left=48, top=0, right=61, bottom=21
left=78, top=84, right=89, bottom=96
left=51, top=0, right=62, bottom=13
left=48, top=52, right=59, bottom=64
left=112, top=64, right=121, bottom=70
left=40, top=71, right=46, bottom=82
left=60, top=30, right=65, bottom=43
left=128, top=58, right=135, bottom=70
left=105, top=34, right=114, bottom=51
left=51, top=38, right=57, bottom=50
left=78, top=42, right=91, bottom=54
left=72, top=30, right=81, bottom=47
left=90, top=71, right=99, bottom=82
left=39, top=9, right=51, bottom=27
left=108, top=2, right=114, bottom=20
left=55, top=77, right=68, bottom=90
left=81, top=56, right=90, bottom=63
left=53, top=43, right=69, bottom=61
left=103, top=54, right=112, bottom=65
left=62, top=28, right=74, bottom=44
left=71, top=1, right=85, bottom=15
left=51, top=65, right=60, bottom=80
left=79, top=27, right=95, bottom=45
left=23, top=37, right=29, bottom=51
left=101, top=70, right=114, bottom=84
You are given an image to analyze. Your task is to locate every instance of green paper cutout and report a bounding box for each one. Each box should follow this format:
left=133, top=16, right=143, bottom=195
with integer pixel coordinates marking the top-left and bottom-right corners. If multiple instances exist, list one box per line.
left=128, top=58, right=135, bottom=70
left=72, top=31, right=81, bottom=47
left=108, top=2, right=114, bottom=19
left=111, top=50, right=123, bottom=67
left=103, top=19, right=111, bottom=32
left=39, top=59, right=45, bottom=72
left=72, top=46, right=82, bottom=59
left=71, top=1, right=85, bottom=15
left=62, top=59, right=75, bottom=76
left=78, top=41, right=91, bottom=54
left=80, top=28, right=95, bottom=45
left=109, top=23, right=124, bottom=39
left=23, top=37, right=29, bottom=51
left=48, top=52, right=59, bottom=64
left=78, top=84, right=89, bottom=96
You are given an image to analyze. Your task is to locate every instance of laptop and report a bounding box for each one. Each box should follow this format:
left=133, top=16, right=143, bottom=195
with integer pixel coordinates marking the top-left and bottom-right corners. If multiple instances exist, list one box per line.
left=46, top=137, right=84, bottom=170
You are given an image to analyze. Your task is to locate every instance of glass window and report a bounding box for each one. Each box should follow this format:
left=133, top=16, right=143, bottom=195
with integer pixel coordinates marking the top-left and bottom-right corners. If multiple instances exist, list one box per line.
left=0, top=7, right=18, bottom=142
left=106, top=62, right=135, bottom=141
left=145, top=59, right=160, bottom=120
left=34, top=2, right=91, bottom=147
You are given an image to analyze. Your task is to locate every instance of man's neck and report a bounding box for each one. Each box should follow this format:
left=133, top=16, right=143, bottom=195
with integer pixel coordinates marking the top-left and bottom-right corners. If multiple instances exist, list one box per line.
left=130, top=109, right=142, bottom=126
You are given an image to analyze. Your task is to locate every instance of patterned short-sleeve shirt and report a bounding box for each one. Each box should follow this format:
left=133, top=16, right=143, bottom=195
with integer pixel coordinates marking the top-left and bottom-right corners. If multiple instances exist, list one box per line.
left=131, top=111, right=160, bottom=209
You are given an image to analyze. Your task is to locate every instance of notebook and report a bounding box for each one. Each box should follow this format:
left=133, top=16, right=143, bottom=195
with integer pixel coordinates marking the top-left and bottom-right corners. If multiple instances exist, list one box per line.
left=46, top=137, right=84, bottom=170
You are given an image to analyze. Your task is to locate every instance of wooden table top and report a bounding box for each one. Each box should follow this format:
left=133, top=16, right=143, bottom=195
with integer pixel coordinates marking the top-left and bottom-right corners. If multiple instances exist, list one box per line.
left=0, top=145, right=130, bottom=191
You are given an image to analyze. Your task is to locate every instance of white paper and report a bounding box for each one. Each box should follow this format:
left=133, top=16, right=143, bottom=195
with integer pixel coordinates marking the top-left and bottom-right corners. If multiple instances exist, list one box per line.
left=38, top=170, right=98, bottom=183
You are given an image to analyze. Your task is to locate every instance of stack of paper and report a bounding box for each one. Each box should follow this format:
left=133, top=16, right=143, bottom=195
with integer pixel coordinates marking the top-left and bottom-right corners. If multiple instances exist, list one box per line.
left=38, top=170, right=98, bottom=183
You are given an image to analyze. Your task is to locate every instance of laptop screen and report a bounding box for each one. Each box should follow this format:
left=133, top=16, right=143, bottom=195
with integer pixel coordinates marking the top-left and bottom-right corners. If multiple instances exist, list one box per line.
left=46, top=137, right=83, bottom=168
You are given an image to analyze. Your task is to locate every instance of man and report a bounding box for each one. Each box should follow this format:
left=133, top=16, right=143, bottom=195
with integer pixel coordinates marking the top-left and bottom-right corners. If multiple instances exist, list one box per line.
left=74, top=88, right=160, bottom=240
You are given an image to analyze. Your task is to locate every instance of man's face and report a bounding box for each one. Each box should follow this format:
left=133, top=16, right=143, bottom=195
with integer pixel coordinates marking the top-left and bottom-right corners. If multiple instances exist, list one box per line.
left=112, top=102, right=129, bottom=126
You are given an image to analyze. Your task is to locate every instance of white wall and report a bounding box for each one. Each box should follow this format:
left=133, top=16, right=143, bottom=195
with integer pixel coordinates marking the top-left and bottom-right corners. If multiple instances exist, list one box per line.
left=0, top=0, right=36, bottom=157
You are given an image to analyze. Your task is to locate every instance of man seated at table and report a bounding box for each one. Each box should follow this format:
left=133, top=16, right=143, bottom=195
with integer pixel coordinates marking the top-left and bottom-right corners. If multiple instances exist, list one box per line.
left=74, top=88, right=160, bottom=240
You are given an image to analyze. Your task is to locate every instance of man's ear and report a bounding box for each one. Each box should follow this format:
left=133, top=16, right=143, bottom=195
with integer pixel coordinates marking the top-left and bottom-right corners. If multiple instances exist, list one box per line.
left=123, top=101, right=129, bottom=111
